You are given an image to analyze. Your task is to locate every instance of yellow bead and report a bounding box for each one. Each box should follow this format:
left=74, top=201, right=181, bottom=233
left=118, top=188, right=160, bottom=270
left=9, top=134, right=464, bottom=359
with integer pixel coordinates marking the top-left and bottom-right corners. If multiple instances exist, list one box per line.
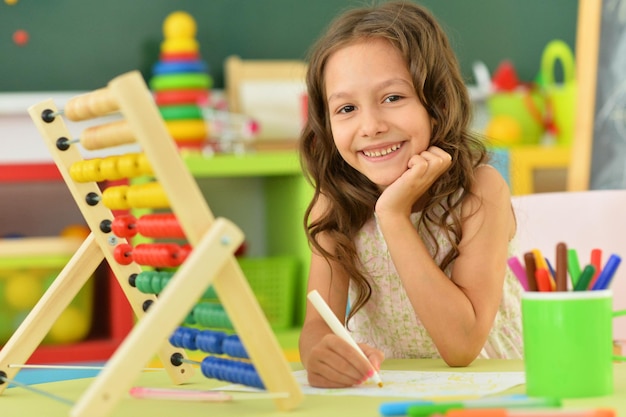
left=127, top=183, right=170, bottom=209
left=136, top=153, right=153, bottom=176
left=99, top=156, right=123, bottom=181
left=69, top=162, right=87, bottom=183
left=116, top=153, right=141, bottom=179
left=102, top=185, right=131, bottom=210
left=82, top=158, right=107, bottom=182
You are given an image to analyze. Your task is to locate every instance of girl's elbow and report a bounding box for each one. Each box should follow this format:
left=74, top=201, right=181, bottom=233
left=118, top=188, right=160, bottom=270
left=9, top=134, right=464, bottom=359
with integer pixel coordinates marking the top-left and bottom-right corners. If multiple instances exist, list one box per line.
left=441, top=353, right=476, bottom=368
left=438, top=345, right=481, bottom=367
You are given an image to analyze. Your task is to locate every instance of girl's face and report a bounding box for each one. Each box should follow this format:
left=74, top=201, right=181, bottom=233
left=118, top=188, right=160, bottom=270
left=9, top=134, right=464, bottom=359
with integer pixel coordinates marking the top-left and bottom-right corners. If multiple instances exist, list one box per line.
left=325, top=38, right=432, bottom=188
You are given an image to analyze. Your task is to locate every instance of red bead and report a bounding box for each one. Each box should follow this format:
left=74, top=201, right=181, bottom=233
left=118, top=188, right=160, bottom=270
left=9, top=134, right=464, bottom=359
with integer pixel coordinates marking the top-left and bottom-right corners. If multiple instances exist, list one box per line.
left=132, top=243, right=183, bottom=267
left=113, top=243, right=134, bottom=265
left=112, top=214, right=137, bottom=238
left=179, top=244, right=192, bottom=262
left=136, top=213, right=185, bottom=238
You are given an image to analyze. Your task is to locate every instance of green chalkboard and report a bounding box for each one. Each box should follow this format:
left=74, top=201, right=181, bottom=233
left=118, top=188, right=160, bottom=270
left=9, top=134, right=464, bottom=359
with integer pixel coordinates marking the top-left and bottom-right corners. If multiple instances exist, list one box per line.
left=0, top=0, right=577, bottom=92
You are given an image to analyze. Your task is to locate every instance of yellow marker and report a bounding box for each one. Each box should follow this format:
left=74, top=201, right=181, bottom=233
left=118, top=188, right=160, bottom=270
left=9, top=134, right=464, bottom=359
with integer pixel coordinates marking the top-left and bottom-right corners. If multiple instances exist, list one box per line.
left=532, top=249, right=555, bottom=290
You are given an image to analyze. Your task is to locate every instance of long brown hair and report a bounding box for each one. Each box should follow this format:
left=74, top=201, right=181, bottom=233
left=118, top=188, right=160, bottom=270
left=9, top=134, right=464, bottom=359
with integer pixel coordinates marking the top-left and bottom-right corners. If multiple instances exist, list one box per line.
left=299, top=1, right=488, bottom=321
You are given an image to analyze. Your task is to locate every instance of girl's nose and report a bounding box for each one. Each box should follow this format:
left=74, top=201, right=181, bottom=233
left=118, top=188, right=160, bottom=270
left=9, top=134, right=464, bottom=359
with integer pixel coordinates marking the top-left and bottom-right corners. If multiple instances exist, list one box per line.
left=358, top=108, right=388, bottom=138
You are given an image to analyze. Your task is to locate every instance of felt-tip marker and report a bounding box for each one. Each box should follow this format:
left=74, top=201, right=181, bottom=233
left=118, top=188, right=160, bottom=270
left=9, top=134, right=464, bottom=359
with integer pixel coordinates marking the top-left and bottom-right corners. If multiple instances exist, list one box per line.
left=379, top=396, right=561, bottom=416
left=444, top=408, right=615, bottom=417
left=591, top=254, right=621, bottom=290
left=308, top=290, right=383, bottom=387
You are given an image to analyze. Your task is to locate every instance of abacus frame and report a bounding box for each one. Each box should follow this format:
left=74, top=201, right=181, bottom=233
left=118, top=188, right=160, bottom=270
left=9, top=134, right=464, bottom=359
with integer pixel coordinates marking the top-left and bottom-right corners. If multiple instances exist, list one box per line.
left=0, top=71, right=303, bottom=417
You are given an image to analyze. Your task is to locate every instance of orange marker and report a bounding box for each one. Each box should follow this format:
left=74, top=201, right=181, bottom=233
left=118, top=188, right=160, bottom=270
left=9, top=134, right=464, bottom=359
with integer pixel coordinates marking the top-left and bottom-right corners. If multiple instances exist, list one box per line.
left=445, top=408, right=615, bottom=417
left=535, top=268, right=553, bottom=292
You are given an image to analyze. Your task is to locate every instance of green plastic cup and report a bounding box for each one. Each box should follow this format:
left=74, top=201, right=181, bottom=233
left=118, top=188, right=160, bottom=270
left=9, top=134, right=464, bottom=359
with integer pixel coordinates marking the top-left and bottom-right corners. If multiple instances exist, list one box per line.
left=522, top=290, right=626, bottom=398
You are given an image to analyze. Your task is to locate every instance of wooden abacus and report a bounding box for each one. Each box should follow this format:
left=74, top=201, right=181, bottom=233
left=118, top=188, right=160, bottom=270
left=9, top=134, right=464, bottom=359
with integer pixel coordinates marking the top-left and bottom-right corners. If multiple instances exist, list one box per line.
left=0, top=71, right=303, bottom=417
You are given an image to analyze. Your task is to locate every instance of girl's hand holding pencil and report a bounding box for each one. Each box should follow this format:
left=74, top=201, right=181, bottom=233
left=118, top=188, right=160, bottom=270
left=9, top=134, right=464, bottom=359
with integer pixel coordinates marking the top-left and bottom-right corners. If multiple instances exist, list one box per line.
left=507, top=242, right=621, bottom=292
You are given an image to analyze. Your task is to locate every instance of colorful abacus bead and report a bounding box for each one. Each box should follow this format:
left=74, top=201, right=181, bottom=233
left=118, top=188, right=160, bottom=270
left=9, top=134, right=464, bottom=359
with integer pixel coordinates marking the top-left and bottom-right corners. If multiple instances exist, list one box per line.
left=131, top=243, right=186, bottom=267
left=195, top=330, right=226, bottom=355
left=200, top=356, right=264, bottom=390
left=113, top=243, right=134, bottom=265
left=112, top=214, right=137, bottom=238
left=191, top=302, right=233, bottom=329
left=133, top=270, right=215, bottom=299
left=222, top=335, right=249, bottom=359
left=169, top=327, right=199, bottom=350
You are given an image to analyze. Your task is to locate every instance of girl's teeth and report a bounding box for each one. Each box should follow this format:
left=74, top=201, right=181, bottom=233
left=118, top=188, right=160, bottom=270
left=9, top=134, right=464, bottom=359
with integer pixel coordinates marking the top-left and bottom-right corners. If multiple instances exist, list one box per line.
left=364, top=144, right=400, bottom=157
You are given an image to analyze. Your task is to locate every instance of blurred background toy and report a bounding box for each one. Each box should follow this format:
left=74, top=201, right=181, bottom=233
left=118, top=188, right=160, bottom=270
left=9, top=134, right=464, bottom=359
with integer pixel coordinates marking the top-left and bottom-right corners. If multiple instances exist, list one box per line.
left=150, top=11, right=212, bottom=149
left=150, top=11, right=260, bottom=155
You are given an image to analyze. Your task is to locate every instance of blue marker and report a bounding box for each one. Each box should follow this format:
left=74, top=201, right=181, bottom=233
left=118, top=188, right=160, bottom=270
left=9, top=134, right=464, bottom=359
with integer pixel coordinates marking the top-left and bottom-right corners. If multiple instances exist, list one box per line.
left=379, top=395, right=560, bottom=416
left=379, top=400, right=432, bottom=416
left=591, top=254, right=621, bottom=290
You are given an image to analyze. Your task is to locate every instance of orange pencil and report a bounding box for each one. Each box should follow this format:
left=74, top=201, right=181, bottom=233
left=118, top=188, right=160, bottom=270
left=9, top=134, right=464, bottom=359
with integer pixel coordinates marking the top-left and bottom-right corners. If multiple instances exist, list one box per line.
left=555, top=242, right=568, bottom=291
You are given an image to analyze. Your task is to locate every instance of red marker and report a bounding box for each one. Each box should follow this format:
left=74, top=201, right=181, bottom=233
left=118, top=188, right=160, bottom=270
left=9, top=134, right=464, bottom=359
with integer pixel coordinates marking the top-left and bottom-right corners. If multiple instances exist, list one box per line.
left=589, top=248, right=602, bottom=288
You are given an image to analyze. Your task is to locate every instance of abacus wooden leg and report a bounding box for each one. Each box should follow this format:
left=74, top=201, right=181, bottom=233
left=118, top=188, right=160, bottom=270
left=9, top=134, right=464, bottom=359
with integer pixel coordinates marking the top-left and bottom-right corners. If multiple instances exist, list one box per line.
left=0, top=234, right=102, bottom=396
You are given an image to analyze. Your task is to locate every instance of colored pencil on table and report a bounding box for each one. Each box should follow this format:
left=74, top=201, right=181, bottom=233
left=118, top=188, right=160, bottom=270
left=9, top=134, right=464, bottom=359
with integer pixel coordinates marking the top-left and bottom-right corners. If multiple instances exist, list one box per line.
left=523, top=252, right=538, bottom=291
left=555, top=242, right=568, bottom=291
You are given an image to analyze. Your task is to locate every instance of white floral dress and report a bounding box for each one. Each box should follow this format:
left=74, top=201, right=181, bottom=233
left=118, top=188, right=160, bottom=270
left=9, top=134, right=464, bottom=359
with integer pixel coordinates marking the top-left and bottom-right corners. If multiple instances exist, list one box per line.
left=347, top=209, right=524, bottom=359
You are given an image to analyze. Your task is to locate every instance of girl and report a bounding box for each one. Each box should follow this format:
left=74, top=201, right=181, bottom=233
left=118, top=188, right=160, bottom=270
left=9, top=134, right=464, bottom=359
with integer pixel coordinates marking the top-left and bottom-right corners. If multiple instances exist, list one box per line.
left=298, top=1, right=523, bottom=388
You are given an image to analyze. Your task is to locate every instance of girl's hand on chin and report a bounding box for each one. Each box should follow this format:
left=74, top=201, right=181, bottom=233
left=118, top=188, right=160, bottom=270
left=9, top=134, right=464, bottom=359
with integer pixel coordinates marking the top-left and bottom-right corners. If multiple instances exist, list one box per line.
left=375, top=146, right=452, bottom=217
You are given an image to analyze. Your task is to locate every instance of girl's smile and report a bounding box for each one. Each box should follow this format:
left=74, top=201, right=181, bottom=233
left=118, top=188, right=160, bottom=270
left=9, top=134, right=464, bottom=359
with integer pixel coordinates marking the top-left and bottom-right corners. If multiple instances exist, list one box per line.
left=361, top=142, right=404, bottom=159
left=324, top=37, right=432, bottom=188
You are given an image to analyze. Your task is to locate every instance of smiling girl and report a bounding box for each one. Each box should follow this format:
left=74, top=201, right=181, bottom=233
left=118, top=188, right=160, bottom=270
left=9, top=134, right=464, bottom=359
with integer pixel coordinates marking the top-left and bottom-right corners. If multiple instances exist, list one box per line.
left=298, top=1, right=523, bottom=388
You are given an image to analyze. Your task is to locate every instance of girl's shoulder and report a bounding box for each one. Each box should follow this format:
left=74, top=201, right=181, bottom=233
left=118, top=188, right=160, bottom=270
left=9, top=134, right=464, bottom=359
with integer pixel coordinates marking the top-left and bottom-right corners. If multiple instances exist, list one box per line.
left=473, top=164, right=511, bottom=197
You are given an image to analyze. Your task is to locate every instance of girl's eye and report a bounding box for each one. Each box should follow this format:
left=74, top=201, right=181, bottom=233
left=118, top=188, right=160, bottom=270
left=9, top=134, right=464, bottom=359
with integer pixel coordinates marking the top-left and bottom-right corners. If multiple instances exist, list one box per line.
left=384, top=95, right=402, bottom=103
left=338, top=105, right=356, bottom=114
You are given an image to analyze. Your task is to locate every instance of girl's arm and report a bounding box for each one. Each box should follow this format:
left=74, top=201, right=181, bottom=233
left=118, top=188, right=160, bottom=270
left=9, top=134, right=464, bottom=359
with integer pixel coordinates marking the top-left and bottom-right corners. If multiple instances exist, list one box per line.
left=377, top=164, right=515, bottom=366
left=298, top=197, right=384, bottom=387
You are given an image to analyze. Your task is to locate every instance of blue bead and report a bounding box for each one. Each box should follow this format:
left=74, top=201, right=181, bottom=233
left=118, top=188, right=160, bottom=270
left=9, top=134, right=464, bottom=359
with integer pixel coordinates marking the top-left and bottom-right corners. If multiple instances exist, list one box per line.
left=181, top=327, right=198, bottom=350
